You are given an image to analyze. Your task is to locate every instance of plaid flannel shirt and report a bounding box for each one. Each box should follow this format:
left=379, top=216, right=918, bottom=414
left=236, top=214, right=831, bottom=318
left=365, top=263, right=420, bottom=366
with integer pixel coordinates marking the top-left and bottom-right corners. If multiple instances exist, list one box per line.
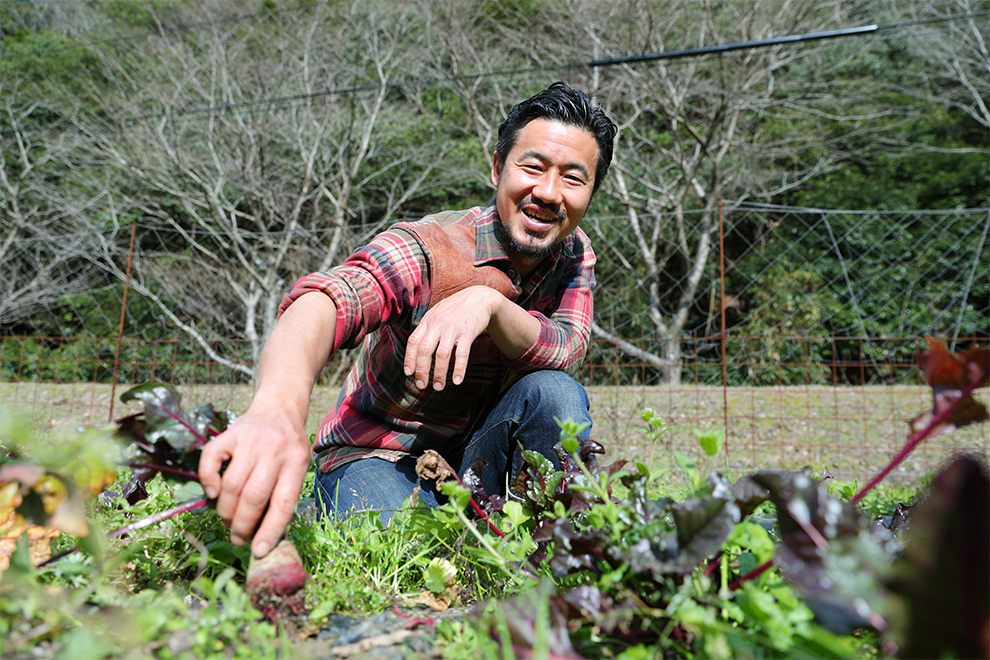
left=278, top=204, right=596, bottom=473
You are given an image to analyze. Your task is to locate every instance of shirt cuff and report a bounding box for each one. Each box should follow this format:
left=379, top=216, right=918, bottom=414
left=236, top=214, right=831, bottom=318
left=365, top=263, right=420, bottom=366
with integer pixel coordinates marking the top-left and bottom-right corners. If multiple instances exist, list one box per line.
left=503, top=312, right=583, bottom=371
left=279, top=273, right=362, bottom=355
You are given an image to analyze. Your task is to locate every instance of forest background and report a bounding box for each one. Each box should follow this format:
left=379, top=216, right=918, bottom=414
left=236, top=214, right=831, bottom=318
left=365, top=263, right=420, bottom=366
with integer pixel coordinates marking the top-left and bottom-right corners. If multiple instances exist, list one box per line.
left=1, top=0, right=988, bottom=393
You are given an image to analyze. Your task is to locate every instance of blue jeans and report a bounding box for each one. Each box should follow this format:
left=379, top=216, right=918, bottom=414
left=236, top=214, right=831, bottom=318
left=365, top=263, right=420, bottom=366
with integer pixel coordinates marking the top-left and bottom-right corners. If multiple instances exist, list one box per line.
left=313, top=370, right=592, bottom=524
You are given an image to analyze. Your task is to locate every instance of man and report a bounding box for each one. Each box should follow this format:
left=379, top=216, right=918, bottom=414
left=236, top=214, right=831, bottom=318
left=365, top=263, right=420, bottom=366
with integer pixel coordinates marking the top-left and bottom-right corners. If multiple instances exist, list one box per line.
left=199, top=82, right=617, bottom=558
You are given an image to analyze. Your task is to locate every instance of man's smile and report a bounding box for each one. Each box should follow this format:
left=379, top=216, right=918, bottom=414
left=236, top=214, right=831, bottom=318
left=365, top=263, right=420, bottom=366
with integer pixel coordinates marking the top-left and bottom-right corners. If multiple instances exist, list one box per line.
left=520, top=201, right=564, bottom=233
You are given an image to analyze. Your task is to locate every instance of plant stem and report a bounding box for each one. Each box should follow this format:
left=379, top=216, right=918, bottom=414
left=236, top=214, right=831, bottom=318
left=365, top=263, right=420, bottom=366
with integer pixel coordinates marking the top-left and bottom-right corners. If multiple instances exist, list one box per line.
left=850, top=381, right=978, bottom=505
left=728, top=558, right=774, bottom=591
left=39, top=498, right=213, bottom=568
left=454, top=507, right=513, bottom=578
left=445, top=470, right=504, bottom=538
left=126, top=463, right=200, bottom=480
left=570, top=450, right=610, bottom=502
left=109, top=497, right=211, bottom=539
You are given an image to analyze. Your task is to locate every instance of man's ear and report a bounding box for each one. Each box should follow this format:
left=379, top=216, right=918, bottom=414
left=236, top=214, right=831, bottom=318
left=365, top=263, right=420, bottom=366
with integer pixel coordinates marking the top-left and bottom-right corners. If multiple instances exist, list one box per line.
left=490, top=152, right=501, bottom=188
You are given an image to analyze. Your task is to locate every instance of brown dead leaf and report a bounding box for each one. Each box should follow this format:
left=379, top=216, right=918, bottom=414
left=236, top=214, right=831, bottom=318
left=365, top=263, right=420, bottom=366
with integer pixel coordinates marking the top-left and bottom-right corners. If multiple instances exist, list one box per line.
left=0, top=524, right=60, bottom=578
left=405, top=590, right=452, bottom=612
left=415, top=449, right=453, bottom=483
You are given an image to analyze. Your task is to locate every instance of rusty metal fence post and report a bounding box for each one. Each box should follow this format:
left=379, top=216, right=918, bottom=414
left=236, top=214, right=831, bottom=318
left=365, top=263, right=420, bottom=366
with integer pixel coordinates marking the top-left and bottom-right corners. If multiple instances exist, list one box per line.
left=108, top=223, right=137, bottom=423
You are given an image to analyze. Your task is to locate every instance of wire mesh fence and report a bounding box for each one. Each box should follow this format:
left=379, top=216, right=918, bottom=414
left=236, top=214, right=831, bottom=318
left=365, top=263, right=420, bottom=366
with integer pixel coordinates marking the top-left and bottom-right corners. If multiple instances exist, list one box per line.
left=587, top=203, right=989, bottom=386
left=2, top=204, right=988, bottom=485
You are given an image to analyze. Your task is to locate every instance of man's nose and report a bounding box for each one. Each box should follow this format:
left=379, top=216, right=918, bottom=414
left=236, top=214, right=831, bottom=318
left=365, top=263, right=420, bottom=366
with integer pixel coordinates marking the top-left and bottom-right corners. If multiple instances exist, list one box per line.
left=533, top=170, right=563, bottom=206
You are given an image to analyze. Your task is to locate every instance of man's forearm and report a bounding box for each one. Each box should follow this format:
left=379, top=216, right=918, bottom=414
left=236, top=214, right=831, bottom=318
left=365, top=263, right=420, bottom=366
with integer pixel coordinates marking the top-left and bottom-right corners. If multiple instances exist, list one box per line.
left=198, top=291, right=337, bottom=556
left=253, top=292, right=338, bottom=418
left=486, top=293, right=542, bottom=360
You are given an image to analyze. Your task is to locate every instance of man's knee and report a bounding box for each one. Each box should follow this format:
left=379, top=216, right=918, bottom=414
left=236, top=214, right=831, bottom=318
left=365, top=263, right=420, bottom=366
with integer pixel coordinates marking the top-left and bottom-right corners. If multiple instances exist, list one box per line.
left=514, top=371, right=591, bottom=427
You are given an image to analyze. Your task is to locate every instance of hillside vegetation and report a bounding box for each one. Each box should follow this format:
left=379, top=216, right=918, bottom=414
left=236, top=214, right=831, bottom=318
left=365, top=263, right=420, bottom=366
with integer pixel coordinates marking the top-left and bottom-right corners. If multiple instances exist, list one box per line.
left=2, top=0, right=987, bottom=385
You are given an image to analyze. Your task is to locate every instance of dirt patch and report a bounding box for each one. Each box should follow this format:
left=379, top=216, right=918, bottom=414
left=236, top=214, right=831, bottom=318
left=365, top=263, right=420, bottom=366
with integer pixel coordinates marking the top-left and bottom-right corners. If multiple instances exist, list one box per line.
left=297, top=606, right=472, bottom=659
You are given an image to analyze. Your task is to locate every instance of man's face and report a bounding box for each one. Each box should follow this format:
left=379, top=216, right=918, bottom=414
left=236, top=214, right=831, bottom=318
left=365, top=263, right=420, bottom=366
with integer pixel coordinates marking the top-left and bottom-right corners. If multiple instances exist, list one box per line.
left=491, top=118, right=599, bottom=276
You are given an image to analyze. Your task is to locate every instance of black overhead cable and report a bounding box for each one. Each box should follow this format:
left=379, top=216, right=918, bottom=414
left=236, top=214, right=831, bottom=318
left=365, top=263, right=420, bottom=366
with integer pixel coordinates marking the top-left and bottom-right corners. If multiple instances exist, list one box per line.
left=2, top=11, right=986, bottom=136
left=585, top=25, right=880, bottom=67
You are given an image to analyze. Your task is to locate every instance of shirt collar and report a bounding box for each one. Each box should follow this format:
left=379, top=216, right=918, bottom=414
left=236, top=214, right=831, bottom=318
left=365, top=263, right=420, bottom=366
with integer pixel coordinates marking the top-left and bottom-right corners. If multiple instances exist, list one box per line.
left=473, top=204, right=510, bottom=266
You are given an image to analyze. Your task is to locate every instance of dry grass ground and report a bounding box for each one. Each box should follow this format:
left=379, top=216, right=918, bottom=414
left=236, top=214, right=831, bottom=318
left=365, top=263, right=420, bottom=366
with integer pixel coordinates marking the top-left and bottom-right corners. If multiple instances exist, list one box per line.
left=2, top=382, right=986, bottom=486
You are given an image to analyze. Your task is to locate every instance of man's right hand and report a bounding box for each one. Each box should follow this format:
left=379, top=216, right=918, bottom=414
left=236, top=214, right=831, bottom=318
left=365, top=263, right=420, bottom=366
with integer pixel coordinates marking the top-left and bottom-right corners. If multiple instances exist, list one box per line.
left=197, top=292, right=337, bottom=559
left=198, top=396, right=312, bottom=558
left=404, top=285, right=541, bottom=391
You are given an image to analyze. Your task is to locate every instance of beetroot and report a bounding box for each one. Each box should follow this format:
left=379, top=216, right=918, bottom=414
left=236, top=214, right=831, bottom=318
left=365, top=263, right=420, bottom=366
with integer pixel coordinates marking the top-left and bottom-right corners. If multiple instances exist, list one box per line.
left=111, top=384, right=311, bottom=620
left=245, top=538, right=310, bottom=620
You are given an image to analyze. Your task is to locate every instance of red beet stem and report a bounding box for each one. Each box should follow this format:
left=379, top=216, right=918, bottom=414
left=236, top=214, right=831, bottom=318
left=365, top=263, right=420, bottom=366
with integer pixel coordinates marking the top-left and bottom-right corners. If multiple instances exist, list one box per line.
left=445, top=470, right=505, bottom=538
left=126, top=462, right=200, bottom=480
left=850, top=380, right=979, bottom=505
left=728, top=558, right=775, bottom=591
left=109, top=497, right=211, bottom=539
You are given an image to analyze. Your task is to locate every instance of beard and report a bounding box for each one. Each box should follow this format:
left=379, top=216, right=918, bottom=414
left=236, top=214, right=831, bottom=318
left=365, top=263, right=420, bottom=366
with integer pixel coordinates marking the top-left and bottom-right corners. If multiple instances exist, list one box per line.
left=494, top=207, right=563, bottom=262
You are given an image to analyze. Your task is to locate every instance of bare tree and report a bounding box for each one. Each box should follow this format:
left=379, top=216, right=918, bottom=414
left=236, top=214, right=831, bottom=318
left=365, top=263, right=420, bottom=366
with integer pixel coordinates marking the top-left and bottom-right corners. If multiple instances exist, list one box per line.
left=9, top=0, right=981, bottom=385
left=0, top=95, right=104, bottom=331
left=888, top=0, right=990, bottom=131
left=72, top=0, right=453, bottom=375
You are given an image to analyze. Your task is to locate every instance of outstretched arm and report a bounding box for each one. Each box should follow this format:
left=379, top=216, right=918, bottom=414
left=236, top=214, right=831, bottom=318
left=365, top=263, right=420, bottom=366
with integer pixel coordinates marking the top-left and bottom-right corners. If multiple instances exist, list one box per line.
left=198, top=292, right=337, bottom=558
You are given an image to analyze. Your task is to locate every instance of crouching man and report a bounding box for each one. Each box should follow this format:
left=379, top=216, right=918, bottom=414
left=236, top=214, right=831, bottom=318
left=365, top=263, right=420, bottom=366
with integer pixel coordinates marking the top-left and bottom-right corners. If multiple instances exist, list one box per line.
left=199, top=82, right=618, bottom=558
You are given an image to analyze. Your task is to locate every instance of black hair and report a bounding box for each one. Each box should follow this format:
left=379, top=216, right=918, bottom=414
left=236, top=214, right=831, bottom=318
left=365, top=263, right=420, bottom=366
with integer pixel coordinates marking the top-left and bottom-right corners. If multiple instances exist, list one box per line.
left=495, top=82, right=617, bottom=195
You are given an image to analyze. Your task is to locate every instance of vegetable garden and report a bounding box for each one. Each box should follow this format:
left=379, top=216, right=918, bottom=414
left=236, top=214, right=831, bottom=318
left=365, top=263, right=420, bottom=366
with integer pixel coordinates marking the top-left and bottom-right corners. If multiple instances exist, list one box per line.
left=2, top=339, right=987, bottom=659
left=2, top=1, right=989, bottom=657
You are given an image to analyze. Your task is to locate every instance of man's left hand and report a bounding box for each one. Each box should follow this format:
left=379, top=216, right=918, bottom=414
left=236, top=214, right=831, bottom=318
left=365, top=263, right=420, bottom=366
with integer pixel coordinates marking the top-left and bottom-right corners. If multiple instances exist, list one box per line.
left=403, top=286, right=498, bottom=390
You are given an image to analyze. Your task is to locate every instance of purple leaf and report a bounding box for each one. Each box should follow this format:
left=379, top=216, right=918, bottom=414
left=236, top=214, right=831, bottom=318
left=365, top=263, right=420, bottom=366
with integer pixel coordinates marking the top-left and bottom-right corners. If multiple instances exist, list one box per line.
left=486, top=579, right=585, bottom=659
left=462, top=458, right=505, bottom=514
left=888, top=454, right=989, bottom=660
left=119, top=382, right=229, bottom=451
left=114, top=383, right=233, bottom=487
left=669, top=483, right=741, bottom=572
left=533, top=518, right=603, bottom=577
left=751, top=469, right=891, bottom=633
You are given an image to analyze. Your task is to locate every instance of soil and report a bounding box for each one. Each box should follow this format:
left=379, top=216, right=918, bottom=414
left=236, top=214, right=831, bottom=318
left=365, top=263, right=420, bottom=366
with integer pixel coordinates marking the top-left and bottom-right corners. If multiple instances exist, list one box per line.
left=296, top=605, right=473, bottom=659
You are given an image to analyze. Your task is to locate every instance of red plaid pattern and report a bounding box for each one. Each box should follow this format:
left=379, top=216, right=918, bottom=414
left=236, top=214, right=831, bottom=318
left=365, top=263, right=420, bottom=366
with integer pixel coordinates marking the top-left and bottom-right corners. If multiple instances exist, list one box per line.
left=278, top=205, right=596, bottom=473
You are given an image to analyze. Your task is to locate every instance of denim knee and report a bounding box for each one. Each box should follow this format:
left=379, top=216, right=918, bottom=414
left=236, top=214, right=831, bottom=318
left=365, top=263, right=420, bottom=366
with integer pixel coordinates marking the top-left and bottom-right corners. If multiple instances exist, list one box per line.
left=453, top=370, right=592, bottom=498
left=510, top=370, right=592, bottom=434
left=313, top=457, right=441, bottom=525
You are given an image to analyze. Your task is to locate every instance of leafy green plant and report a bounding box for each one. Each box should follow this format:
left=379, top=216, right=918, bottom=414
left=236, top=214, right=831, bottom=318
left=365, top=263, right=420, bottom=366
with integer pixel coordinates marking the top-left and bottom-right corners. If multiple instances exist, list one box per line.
left=456, top=338, right=988, bottom=658
left=3, top=339, right=986, bottom=659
